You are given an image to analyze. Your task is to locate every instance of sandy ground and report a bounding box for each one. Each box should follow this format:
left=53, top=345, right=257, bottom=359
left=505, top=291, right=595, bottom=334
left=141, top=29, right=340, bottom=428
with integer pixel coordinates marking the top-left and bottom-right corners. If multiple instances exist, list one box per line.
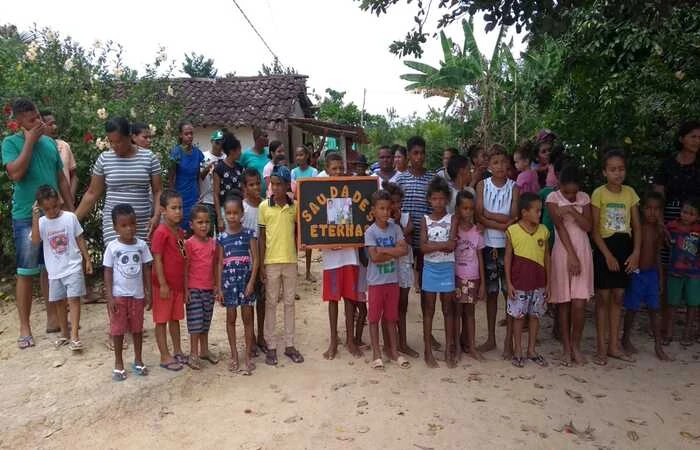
left=1, top=257, right=699, bottom=450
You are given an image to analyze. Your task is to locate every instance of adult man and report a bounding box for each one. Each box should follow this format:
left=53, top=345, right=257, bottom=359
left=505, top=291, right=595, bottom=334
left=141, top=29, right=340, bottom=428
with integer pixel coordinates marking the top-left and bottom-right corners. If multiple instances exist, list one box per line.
left=372, top=145, right=396, bottom=182
left=200, top=130, right=226, bottom=231
left=2, top=99, right=74, bottom=349
left=41, top=111, right=79, bottom=203
left=240, top=127, right=270, bottom=196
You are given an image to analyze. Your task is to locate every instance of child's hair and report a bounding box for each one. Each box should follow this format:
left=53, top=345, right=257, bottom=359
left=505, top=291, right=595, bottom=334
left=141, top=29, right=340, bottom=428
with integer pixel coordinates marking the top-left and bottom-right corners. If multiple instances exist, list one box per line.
left=391, top=144, right=407, bottom=157
left=223, top=191, right=244, bottom=210
left=426, top=176, right=451, bottom=201
left=105, top=117, right=131, bottom=137
left=371, top=189, right=392, bottom=206
left=242, top=168, right=261, bottom=185
left=601, top=148, right=626, bottom=168
left=11, top=98, right=36, bottom=115
left=35, top=184, right=58, bottom=202
left=273, top=153, right=287, bottom=166
left=131, top=122, right=148, bottom=136
left=676, top=120, right=700, bottom=151
left=516, top=139, right=534, bottom=162
left=406, top=136, right=426, bottom=152
left=268, top=140, right=283, bottom=158
left=325, top=151, right=343, bottom=165
left=382, top=181, right=404, bottom=199
left=550, top=143, right=565, bottom=167
left=111, top=203, right=135, bottom=224
left=160, top=189, right=182, bottom=207
left=296, top=146, right=311, bottom=165
left=518, top=192, right=541, bottom=215
left=467, top=143, right=483, bottom=163
left=221, top=130, right=241, bottom=155
left=446, top=154, right=470, bottom=179
left=681, top=197, right=700, bottom=213
left=40, top=110, right=53, bottom=119
left=190, top=203, right=211, bottom=221
left=487, top=143, right=507, bottom=160
left=558, top=164, right=581, bottom=186
left=444, top=147, right=459, bottom=159
left=176, top=121, right=192, bottom=144
left=553, top=154, right=572, bottom=175
left=456, top=190, right=475, bottom=208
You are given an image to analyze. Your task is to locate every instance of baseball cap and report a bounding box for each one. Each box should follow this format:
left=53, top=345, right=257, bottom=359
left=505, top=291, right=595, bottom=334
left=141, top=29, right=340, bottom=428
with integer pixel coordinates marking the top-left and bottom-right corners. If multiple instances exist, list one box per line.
left=210, top=130, right=224, bottom=141
left=271, top=165, right=291, bottom=183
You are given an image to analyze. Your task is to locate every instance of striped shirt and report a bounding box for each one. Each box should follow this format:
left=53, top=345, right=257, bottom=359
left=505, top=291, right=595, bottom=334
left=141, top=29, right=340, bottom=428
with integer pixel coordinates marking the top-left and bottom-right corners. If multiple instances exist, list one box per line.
left=92, top=148, right=161, bottom=244
left=395, top=169, right=434, bottom=249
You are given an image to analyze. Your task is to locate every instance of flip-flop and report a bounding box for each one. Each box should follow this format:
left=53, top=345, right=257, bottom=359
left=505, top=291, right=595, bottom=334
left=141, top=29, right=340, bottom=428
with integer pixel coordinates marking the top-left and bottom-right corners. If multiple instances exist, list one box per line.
left=54, top=337, right=69, bottom=348
left=397, top=356, right=411, bottom=369
left=69, top=340, right=83, bottom=351
left=593, top=354, right=608, bottom=366
left=188, top=355, right=201, bottom=370
left=159, top=361, right=183, bottom=371
left=511, top=356, right=525, bottom=368
left=528, top=354, right=549, bottom=367
left=201, top=352, right=220, bottom=364
left=229, top=360, right=240, bottom=373
left=17, top=335, right=35, bottom=349
left=173, top=353, right=188, bottom=364
left=284, top=348, right=304, bottom=363
left=370, top=358, right=385, bottom=370
left=608, top=353, right=635, bottom=363
left=661, top=336, right=672, bottom=346
left=241, top=361, right=256, bottom=376
left=112, top=369, right=127, bottom=382
left=265, top=350, right=278, bottom=366
left=256, top=343, right=269, bottom=355
left=131, top=363, right=149, bottom=376
left=680, top=338, right=694, bottom=348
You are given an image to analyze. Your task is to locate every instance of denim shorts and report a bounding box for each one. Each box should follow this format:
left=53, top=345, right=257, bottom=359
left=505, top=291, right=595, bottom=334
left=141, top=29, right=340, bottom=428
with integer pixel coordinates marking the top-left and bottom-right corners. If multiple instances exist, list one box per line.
left=12, top=218, right=44, bottom=276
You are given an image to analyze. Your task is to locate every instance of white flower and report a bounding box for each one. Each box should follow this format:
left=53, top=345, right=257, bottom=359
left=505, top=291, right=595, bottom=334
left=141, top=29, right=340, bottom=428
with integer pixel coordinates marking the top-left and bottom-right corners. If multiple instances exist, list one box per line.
left=130, top=107, right=137, bottom=118
left=167, top=85, right=174, bottom=97
left=164, top=120, right=172, bottom=132
left=113, top=66, right=124, bottom=78
left=97, top=108, right=108, bottom=120
left=63, top=58, right=74, bottom=71
left=46, top=31, right=56, bottom=42
left=93, top=40, right=102, bottom=50
left=95, top=138, right=109, bottom=150
left=25, top=43, right=39, bottom=61
left=148, top=105, right=156, bottom=114
left=149, top=124, right=157, bottom=135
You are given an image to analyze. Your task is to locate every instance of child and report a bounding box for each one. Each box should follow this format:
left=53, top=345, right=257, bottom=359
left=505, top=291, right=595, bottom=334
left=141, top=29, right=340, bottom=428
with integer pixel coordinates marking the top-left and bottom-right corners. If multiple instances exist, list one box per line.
left=437, top=147, right=458, bottom=186
left=514, top=142, right=540, bottom=194
left=259, top=165, right=304, bottom=365
left=31, top=185, right=92, bottom=351
left=103, top=204, right=153, bottom=381
left=505, top=192, right=550, bottom=367
left=591, top=149, right=640, bottom=365
left=263, top=141, right=286, bottom=196
left=446, top=155, right=475, bottom=214
left=385, top=182, right=419, bottom=358
left=184, top=204, right=218, bottom=369
left=151, top=189, right=187, bottom=371
left=547, top=165, right=594, bottom=366
left=454, top=190, right=486, bottom=361
left=292, top=146, right=319, bottom=282
left=365, top=190, right=410, bottom=369
left=216, top=195, right=259, bottom=374
left=475, top=144, right=519, bottom=357
left=241, top=168, right=267, bottom=354
left=621, top=192, right=672, bottom=360
left=213, top=130, right=244, bottom=232
left=468, top=144, right=489, bottom=190
left=420, top=177, right=458, bottom=368
left=664, top=198, right=700, bottom=347
left=318, top=152, right=362, bottom=359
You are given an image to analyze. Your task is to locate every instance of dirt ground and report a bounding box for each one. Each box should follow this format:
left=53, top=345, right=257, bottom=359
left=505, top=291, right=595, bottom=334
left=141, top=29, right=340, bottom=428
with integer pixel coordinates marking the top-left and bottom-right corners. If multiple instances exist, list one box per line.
left=1, top=257, right=699, bottom=450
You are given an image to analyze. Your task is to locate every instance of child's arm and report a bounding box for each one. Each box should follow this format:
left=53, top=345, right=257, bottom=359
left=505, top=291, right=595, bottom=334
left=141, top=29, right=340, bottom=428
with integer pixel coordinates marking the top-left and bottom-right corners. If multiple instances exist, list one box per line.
left=31, top=203, right=41, bottom=246
left=258, top=226, right=266, bottom=282
left=477, top=248, right=486, bottom=301
left=544, top=238, right=551, bottom=301
left=404, top=215, right=414, bottom=241
left=215, top=246, right=224, bottom=303
left=153, top=254, right=170, bottom=299
left=213, top=172, right=223, bottom=232
left=442, top=214, right=459, bottom=252
left=420, top=216, right=442, bottom=254
left=626, top=204, right=642, bottom=273
left=560, top=204, right=593, bottom=233
left=547, top=201, right=580, bottom=276
left=143, top=264, right=152, bottom=311
left=509, top=185, right=520, bottom=224
left=376, top=239, right=409, bottom=258
left=184, top=248, right=190, bottom=304
left=75, top=235, right=93, bottom=275
left=104, top=267, right=116, bottom=313
left=591, top=206, right=620, bottom=272
left=368, top=245, right=394, bottom=263
left=246, top=237, right=259, bottom=297
left=476, top=182, right=510, bottom=230
left=504, top=232, right=516, bottom=300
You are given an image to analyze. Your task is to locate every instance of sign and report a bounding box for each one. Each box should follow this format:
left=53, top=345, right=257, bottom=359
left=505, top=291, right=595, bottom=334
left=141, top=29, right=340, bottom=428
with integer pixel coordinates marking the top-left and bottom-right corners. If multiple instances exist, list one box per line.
left=296, top=176, right=378, bottom=249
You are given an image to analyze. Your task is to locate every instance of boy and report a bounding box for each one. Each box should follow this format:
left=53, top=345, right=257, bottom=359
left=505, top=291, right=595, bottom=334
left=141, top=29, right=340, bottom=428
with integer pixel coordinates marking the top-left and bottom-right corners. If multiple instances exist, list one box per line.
left=31, top=185, right=92, bottom=350
left=475, top=145, right=519, bottom=356
left=103, top=204, right=153, bottom=381
left=373, top=146, right=396, bottom=183
left=319, top=152, right=362, bottom=359
left=621, top=192, right=672, bottom=361
left=365, top=190, right=410, bottom=369
left=505, top=192, right=550, bottom=367
left=200, top=130, right=226, bottom=233
left=436, top=147, right=458, bottom=187
left=259, top=165, right=304, bottom=365
left=665, top=198, right=700, bottom=347
left=446, top=154, right=475, bottom=214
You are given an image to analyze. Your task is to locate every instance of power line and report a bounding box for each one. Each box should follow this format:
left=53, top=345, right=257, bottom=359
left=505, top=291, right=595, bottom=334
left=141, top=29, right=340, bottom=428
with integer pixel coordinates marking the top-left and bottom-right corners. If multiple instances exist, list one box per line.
left=231, top=0, right=280, bottom=61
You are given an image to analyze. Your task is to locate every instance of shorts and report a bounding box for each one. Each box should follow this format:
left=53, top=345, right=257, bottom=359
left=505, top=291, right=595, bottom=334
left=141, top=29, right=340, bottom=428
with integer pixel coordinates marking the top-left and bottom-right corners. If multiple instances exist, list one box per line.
left=109, top=296, right=145, bottom=336
left=483, top=247, right=506, bottom=295
left=398, top=260, right=414, bottom=289
left=667, top=276, right=700, bottom=307
left=422, top=261, right=456, bottom=293
left=623, top=268, right=660, bottom=311
left=368, top=283, right=399, bottom=323
left=48, top=271, right=86, bottom=301
left=186, top=289, right=215, bottom=334
left=594, top=233, right=632, bottom=289
left=152, top=285, right=185, bottom=324
left=457, top=278, right=479, bottom=304
left=508, top=288, right=546, bottom=319
left=322, top=265, right=358, bottom=301
left=12, top=218, right=45, bottom=276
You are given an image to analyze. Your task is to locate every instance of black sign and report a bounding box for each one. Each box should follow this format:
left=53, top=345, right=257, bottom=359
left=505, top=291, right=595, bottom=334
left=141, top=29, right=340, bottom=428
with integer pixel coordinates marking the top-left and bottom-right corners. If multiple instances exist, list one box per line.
left=296, top=176, right=378, bottom=249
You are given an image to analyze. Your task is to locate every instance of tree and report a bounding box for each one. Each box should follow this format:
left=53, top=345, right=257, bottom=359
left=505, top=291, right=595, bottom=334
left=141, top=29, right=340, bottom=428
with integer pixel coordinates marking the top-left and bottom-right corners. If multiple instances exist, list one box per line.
left=315, top=88, right=363, bottom=126
left=182, top=52, right=217, bottom=78
left=258, top=57, right=298, bottom=76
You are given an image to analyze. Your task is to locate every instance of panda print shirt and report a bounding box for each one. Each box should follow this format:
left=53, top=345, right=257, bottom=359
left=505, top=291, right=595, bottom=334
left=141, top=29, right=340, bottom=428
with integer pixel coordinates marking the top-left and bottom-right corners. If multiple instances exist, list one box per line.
left=103, top=238, right=154, bottom=298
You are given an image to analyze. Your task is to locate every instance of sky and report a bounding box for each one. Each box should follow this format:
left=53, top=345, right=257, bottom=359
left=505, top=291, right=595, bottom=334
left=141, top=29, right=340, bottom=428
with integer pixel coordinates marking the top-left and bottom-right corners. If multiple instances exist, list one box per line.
left=5, top=0, right=525, bottom=118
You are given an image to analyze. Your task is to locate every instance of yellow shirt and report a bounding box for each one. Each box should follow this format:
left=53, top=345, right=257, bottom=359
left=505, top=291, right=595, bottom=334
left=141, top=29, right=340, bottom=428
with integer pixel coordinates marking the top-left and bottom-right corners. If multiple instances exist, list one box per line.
left=591, top=185, right=639, bottom=238
left=506, top=223, right=549, bottom=291
left=258, top=197, right=297, bottom=264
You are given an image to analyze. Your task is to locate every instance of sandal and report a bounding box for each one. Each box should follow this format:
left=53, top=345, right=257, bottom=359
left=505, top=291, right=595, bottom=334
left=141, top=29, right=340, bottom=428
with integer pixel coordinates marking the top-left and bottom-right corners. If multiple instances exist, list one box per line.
left=241, top=361, right=256, bottom=376
left=608, top=352, right=635, bottom=363
left=229, top=360, right=240, bottom=373
left=661, top=336, right=672, bottom=346
left=397, top=356, right=411, bottom=369
left=54, top=337, right=69, bottom=348
left=528, top=354, right=549, bottom=367
left=112, top=369, right=127, bottom=381
left=511, top=356, right=525, bottom=368
left=69, top=340, right=83, bottom=351
left=188, top=355, right=201, bottom=370
left=201, top=352, right=220, bottom=364
left=370, top=358, right=385, bottom=370
left=593, top=354, right=608, bottom=366
left=251, top=346, right=259, bottom=358
left=159, top=361, right=183, bottom=371
left=18, top=336, right=35, bottom=350
left=173, top=353, right=188, bottom=365
left=284, top=347, right=304, bottom=364
left=680, top=337, right=694, bottom=348
left=131, top=363, right=149, bottom=376
left=257, top=343, right=269, bottom=355
left=265, top=350, right=278, bottom=366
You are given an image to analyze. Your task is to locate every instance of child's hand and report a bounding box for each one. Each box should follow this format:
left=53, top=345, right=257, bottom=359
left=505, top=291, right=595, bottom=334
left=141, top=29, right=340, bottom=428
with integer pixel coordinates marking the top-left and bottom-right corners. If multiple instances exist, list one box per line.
left=625, top=251, right=640, bottom=274
left=545, top=283, right=551, bottom=302
left=84, top=259, right=94, bottom=275
left=507, top=283, right=516, bottom=301
left=567, top=253, right=581, bottom=276
left=260, top=267, right=267, bottom=283
left=244, top=280, right=255, bottom=298
left=605, top=254, right=620, bottom=272
left=107, top=298, right=118, bottom=314
left=145, top=294, right=152, bottom=311
left=160, top=284, right=170, bottom=299
left=184, top=291, right=191, bottom=304
left=32, top=201, right=41, bottom=218
left=214, top=288, right=223, bottom=304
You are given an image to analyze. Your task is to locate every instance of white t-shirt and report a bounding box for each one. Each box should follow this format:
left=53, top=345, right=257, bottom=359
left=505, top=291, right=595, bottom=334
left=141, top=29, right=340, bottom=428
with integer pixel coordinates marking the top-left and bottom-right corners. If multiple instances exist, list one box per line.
left=38, top=211, right=84, bottom=279
left=200, top=151, right=226, bottom=205
left=243, top=199, right=260, bottom=238
left=447, top=186, right=476, bottom=215
left=103, top=238, right=153, bottom=298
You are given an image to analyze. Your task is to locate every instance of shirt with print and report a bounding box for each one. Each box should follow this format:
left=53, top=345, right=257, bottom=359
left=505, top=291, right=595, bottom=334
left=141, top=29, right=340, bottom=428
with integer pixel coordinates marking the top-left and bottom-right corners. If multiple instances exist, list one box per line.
left=151, top=223, right=186, bottom=291
left=506, top=223, right=549, bottom=291
left=455, top=224, right=485, bottom=280
left=38, top=211, right=84, bottom=280
left=103, top=238, right=153, bottom=298
left=186, top=236, right=216, bottom=290
left=2, top=134, right=63, bottom=219
left=200, top=150, right=226, bottom=205
left=667, top=220, right=700, bottom=279
left=214, top=159, right=244, bottom=206
left=591, top=185, right=639, bottom=238
left=243, top=199, right=260, bottom=238
left=394, top=169, right=435, bottom=249
left=365, top=222, right=404, bottom=286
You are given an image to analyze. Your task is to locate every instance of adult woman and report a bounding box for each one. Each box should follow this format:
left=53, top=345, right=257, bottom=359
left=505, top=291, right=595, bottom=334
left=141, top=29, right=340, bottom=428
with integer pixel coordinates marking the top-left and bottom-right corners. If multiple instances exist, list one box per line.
left=76, top=117, right=162, bottom=244
left=389, top=144, right=408, bottom=183
left=169, top=122, right=204, bottom=231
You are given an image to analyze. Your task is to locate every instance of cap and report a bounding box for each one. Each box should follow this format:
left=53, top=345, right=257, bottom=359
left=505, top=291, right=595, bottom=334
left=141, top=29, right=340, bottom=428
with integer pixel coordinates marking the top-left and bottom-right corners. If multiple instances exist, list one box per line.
left=210, top=130, right=224, bottom=141
left=271, top=165, right=291, bottom=183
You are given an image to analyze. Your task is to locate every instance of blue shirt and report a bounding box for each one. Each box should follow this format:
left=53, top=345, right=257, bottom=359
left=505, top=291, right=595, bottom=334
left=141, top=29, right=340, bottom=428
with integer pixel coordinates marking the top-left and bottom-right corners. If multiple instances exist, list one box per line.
left=170, top=145, right=204, bottom=210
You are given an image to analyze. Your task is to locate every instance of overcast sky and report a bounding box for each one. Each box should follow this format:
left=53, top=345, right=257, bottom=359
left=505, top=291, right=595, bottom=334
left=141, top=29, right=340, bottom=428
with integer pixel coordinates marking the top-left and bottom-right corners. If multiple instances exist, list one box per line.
left=6, top=0, right=524, bottom=118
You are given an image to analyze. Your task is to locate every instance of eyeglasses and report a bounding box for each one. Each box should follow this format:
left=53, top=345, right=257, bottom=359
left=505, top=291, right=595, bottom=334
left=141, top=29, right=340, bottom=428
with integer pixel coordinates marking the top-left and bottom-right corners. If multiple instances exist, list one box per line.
left=177, top=239, right=186, bottom=257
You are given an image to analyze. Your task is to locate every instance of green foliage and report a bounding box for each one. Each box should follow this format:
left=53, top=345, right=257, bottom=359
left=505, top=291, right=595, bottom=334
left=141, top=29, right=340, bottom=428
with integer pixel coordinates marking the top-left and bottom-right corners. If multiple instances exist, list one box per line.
left=315, top=88, right=364, bottom=126
left=258, top=57, right=297, bottom=76
left=182, top=52, right=218, bottom=78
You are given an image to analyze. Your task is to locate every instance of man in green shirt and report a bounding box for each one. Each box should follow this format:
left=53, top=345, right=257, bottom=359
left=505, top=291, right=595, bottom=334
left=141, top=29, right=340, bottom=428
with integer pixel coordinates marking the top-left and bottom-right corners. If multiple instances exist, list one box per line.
left=1, top=98, right=74, bottom=349
left=240, top=127, right=270, bottom=196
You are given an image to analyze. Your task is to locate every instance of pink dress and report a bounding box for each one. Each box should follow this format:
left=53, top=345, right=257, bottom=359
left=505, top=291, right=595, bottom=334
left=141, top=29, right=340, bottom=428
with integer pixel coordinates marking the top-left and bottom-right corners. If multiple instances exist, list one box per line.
left=516, top=169, right=540, bottom=194
left=547, top=190, right=594, bottom=303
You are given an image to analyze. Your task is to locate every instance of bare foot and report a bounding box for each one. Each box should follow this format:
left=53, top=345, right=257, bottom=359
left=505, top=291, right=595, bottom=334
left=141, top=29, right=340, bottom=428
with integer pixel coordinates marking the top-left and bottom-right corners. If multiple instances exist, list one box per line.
left=622, top=339, right=638, bottom=355
left=560, top=352, right=572, bottom=367
left=476, top=340, right=496, bottom=353
left=346, top=342, right=363, bottom=358
left=424, top=352, right=439, bottom=368
left=571, top=348, right=587, bottom=365
left=323, top=342, right=338, bottom=360
left=398, top=344, right=420, bottom=358
left=468, top=349, right=485, bottom=362
left=655, top=345, right=674, bottom=362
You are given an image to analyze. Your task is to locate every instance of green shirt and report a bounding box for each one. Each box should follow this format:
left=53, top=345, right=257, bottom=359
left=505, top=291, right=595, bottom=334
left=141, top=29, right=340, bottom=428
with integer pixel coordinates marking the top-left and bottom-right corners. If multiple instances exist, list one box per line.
left=1, top=134, right=63, bottom=219
left=539, top=186, right=556, bottom=249
left=240, top=147, right=270, bottom=195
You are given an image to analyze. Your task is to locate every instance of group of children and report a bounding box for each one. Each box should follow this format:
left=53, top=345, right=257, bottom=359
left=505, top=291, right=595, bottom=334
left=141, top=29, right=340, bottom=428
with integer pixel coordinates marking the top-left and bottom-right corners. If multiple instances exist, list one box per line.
left=30, top=131, right=700, bottom=381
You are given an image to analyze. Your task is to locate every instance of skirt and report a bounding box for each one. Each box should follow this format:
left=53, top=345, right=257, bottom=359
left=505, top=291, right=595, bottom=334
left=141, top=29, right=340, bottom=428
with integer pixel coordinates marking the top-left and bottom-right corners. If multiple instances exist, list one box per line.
left=422, top=261, right=455, bottom=293
left=594, top=233, right=632, bottom=289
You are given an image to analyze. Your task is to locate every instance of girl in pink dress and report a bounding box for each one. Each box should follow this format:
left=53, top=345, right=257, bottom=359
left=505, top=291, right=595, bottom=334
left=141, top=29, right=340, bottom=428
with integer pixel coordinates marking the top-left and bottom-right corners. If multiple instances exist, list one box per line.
left=546, top=165, right=594, bottom=366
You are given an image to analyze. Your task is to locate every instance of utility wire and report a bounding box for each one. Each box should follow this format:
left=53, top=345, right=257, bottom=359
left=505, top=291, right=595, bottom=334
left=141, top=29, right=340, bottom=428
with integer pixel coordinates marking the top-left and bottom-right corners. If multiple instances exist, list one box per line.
left=231, top=0, right=280, bottom=61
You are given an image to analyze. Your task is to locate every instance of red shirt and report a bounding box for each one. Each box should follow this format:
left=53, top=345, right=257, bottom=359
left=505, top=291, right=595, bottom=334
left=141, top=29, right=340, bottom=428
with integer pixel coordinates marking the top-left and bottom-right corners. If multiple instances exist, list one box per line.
left=185, top=236, right=216, bottom=290
left=151, top=223, right=186, bottom=291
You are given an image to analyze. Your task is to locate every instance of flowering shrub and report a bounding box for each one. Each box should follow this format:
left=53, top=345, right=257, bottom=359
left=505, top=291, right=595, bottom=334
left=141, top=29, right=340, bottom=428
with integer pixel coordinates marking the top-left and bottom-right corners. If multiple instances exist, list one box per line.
left=0, top=25, right=183, bottom=267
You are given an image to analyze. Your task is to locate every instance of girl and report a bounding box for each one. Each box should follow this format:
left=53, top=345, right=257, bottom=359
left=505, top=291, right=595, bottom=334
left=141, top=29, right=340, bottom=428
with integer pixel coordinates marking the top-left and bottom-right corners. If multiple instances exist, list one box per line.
left=389, top=144, right=408, bottom=183
left=216, top=196, right=259, bottom=375
left=533, top=129, right=556, bottom=188
left=291, top=146, right=319, bottom=282
left=131, top=122, right=152, bottom=149
left=454, top=190, right=486, bottom=362
left=591, top=149, right=640, bottom=365
left=547, top=165, right=594, bottom=366
left=213, top=131, right=244, bottom=232
left=169, top=122, right=204, bottom=233
left=514, top=142, right=540, bottom=194
left=263, top=140, right=286, bottom=197
left=420, top=177, right=458, bottom=368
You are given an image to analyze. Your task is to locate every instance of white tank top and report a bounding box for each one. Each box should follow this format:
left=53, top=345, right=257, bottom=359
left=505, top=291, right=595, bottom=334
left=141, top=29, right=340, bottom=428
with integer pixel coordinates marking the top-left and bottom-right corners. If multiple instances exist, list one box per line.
left=424, top=213, right=455, bottom=263
left=482, top=177, right=515, bottom=248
